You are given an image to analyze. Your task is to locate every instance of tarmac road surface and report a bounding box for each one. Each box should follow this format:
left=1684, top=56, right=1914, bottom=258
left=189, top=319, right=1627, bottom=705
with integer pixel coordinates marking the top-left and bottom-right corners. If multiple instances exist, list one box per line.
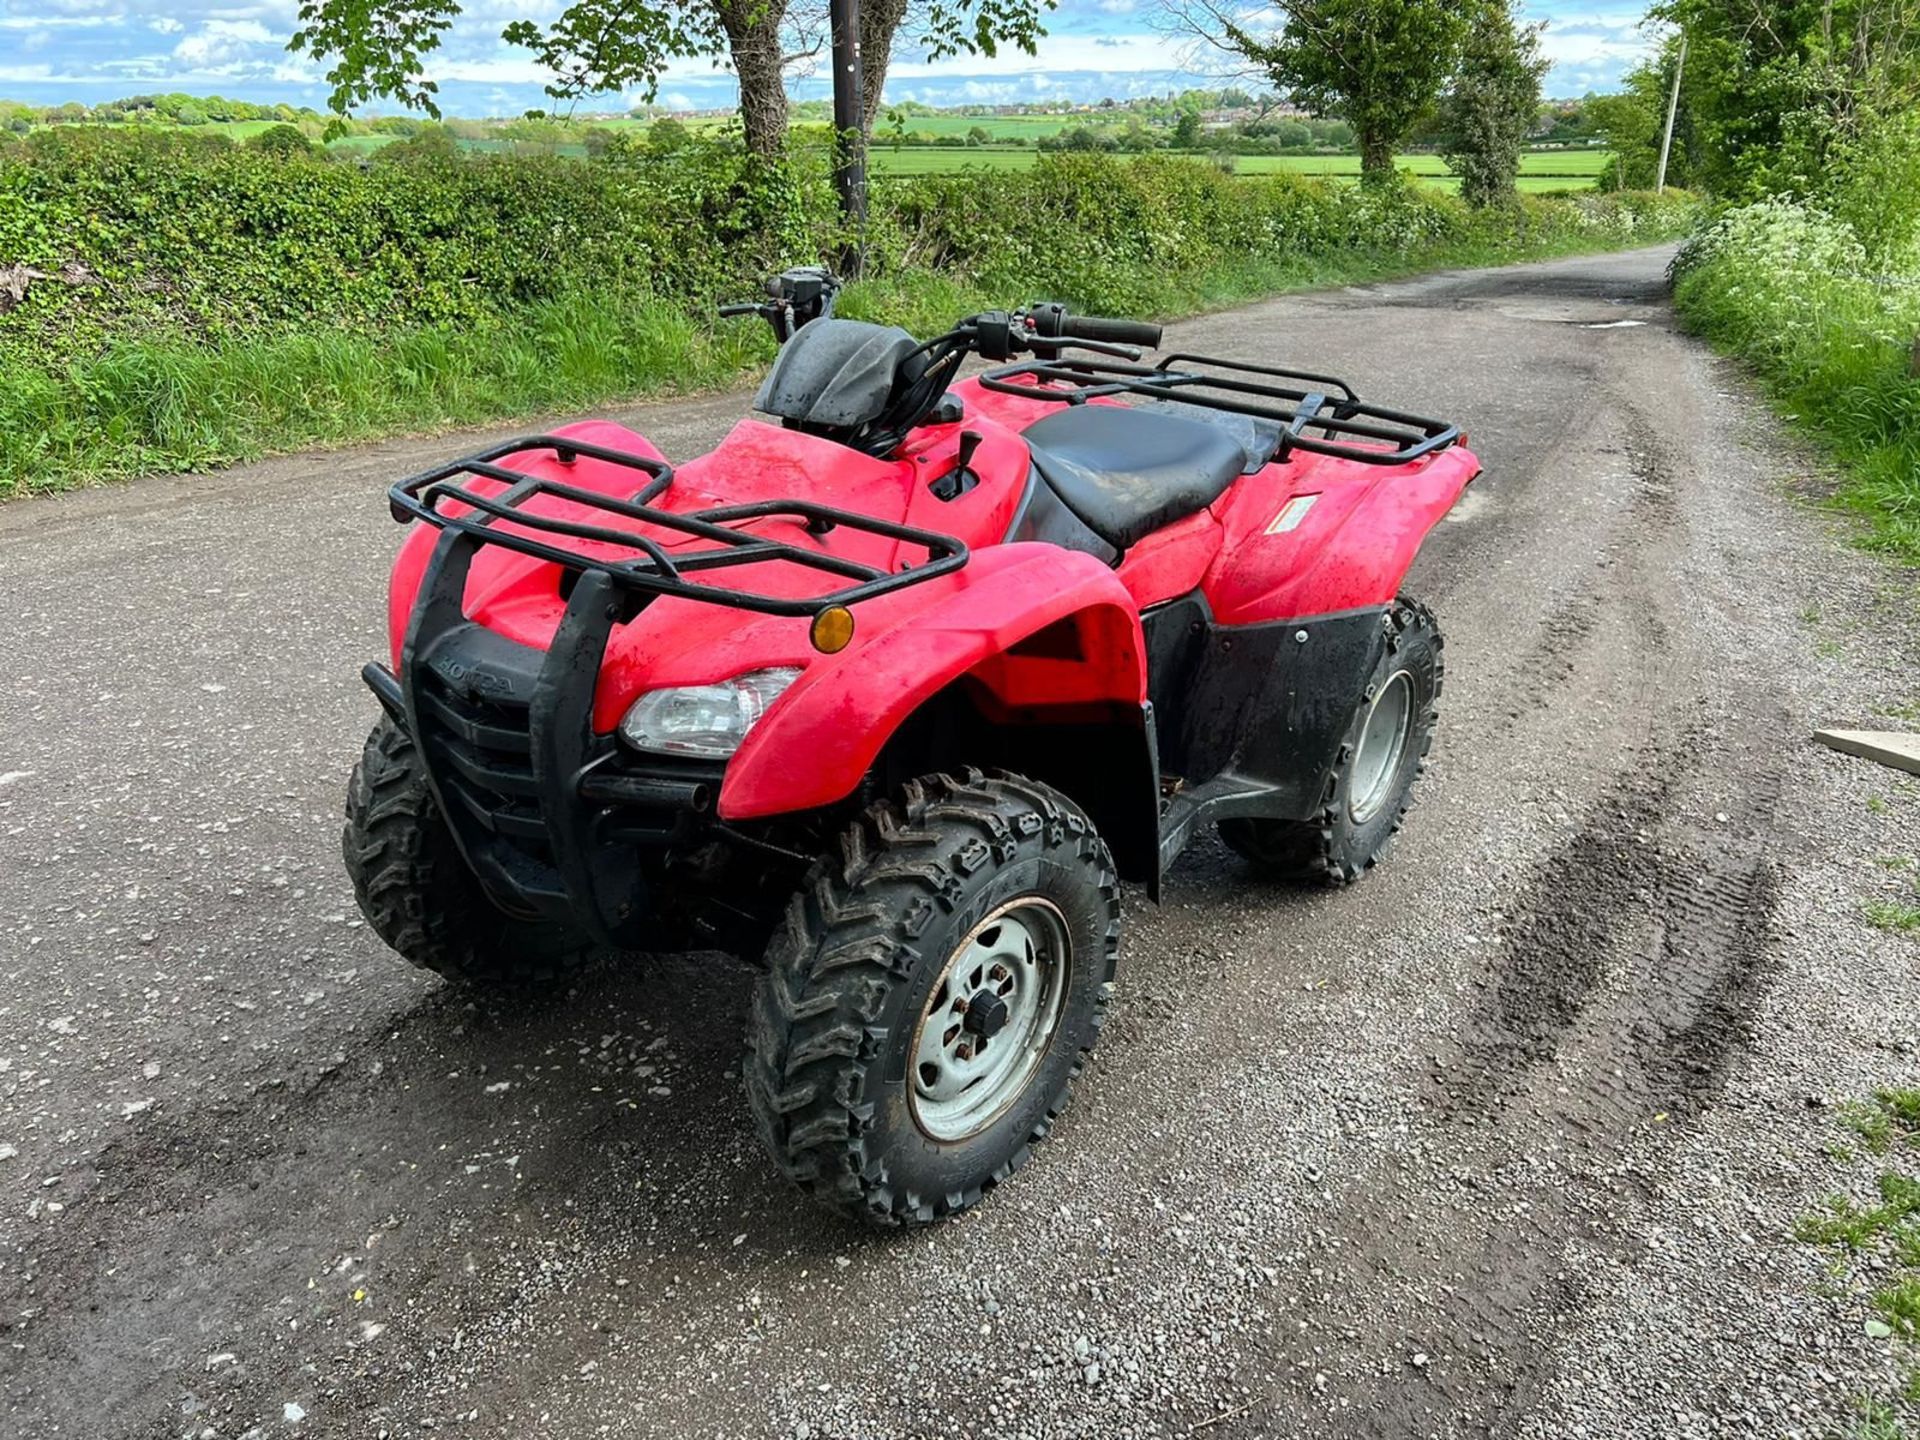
left=4, top=245, right=1919, bottom=1440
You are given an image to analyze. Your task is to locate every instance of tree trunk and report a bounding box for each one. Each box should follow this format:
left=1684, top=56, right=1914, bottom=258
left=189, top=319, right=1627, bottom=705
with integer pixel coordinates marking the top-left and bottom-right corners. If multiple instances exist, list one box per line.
left=720, top=0, right=790, bottom=159
left=858, top=0, right=910, bottom=134
left=1359, top=126, right=1396, bottom=179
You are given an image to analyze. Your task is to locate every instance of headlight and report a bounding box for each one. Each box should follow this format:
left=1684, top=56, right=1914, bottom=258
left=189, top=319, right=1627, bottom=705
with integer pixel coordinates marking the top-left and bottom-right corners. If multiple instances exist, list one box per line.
left=617, top=667, right=802, bottom=759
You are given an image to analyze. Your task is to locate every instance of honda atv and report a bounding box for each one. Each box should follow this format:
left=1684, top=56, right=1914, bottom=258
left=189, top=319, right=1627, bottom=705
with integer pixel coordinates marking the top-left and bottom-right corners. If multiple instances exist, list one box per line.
left=343, top=266, right=1479, bottom=1226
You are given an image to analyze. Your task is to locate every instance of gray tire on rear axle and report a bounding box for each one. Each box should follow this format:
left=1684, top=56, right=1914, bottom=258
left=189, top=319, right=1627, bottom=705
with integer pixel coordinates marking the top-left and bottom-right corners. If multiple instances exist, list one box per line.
left=1220, top=595, right=1444, bottom=884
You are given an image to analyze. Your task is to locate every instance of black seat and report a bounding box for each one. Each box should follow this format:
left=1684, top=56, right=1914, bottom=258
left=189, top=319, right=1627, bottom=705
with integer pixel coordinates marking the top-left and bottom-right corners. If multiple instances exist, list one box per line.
left=1022, top=405, right=1248, bottom=552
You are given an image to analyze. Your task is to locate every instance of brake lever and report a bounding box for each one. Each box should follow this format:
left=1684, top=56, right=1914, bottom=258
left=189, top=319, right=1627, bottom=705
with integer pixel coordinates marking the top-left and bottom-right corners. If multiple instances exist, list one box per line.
left=1051, top=338, right=1142, bottom=362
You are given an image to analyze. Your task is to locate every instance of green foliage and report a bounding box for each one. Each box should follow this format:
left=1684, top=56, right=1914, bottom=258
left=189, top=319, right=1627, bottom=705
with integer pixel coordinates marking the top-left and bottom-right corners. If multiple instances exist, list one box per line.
left=1439, top=0, right=1549, bottom=208
left=1212, top=0, right=1470, bottom=175
left=1867, top=899, right=1920, bottom=934
left=1831, top=112, right=1920, bottom=269
left=0, top=126, right=831, bottom=366
left=247, top=124, right=315, bottom=157
left=1842, top=1089, right=1920, bottom=1156
left=1673, top=194, right=1920, bottom=558
left=1587, top=85, right=1663, bottom=191
left=1801, top=1091, right=1920, bottom=1370
left=1652, top=0, right=1920, bottom=200
left=0, top=135, right=1695, bottom=498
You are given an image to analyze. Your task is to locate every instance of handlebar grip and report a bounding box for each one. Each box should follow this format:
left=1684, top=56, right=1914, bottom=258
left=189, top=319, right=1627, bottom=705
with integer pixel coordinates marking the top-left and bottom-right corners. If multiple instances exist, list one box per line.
left=1059, top=314, right=1163, bottom=348
left=718, top=303, right=760, bottom=317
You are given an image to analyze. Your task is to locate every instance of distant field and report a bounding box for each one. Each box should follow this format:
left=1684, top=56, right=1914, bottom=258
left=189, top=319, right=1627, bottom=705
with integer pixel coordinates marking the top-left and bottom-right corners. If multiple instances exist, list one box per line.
left=11, top=115, right=1607, bottom=191
left=865, top=147, right=1609, bottom=189
left=886, top=114, right=1080, bottom=142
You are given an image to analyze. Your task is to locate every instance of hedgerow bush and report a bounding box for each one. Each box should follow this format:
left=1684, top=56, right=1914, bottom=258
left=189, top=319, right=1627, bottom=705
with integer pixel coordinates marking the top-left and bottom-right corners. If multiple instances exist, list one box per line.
left=881, top=155, right=1694, bottom=315
left=0, top=127, right=832, bottom=360
left=1672, top=122, right=1920, bottom=559
left=0, top=132, right=1695, bottom=495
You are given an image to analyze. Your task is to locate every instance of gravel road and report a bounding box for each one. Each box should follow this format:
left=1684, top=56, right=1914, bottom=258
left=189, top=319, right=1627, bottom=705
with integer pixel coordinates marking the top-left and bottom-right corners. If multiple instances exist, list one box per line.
left=3, top=245, right=1918, bottom=1440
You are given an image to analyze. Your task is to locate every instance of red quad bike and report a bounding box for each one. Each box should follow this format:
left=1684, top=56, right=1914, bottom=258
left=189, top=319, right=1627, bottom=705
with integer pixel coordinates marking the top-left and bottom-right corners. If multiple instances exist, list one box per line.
left=343, top=266, right=1480, bottom=1226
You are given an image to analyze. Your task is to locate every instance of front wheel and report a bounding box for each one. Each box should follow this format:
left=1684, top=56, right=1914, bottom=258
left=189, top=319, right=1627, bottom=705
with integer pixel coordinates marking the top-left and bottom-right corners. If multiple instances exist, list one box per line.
left=1220, top=596, right=1444, bottom=883
left=746, top=771, right=1120, bottom=1226
left=342, top=717, right=593, bottom=987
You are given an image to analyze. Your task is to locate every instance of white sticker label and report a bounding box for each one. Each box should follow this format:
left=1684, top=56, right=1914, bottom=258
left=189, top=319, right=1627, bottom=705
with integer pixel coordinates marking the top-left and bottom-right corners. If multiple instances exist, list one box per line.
left=1266, top=494, right=1320, bottom=534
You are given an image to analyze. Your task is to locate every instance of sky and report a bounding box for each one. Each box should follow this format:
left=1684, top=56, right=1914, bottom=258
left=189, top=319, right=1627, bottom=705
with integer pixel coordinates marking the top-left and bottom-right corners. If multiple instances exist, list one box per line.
left=0, top=0, right=1659, bottom=115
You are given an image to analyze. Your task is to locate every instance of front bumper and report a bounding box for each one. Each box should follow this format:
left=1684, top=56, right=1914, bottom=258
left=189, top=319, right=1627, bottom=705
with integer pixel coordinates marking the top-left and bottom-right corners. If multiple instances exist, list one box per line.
left=372, top=530, right=723, bottom=947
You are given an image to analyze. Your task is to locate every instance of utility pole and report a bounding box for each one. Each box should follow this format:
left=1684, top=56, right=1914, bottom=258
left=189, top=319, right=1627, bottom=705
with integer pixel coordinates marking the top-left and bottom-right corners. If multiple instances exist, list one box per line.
left=1656, top=33, right=1687, bottom=194
left=829, top=0, right=866, bottom=275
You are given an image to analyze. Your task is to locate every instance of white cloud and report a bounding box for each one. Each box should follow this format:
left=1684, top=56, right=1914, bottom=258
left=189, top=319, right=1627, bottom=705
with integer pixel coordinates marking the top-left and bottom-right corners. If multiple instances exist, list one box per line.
left=0, top=13, right=128, bottom=28
left=172, top=16, right=272, bottom=66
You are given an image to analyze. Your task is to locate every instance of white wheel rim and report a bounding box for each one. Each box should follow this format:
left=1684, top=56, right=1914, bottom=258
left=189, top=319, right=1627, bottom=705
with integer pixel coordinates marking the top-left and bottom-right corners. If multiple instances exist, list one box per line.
left=908, top=897, right=1071, bottom=1143
left=1348, top=669, right=1414, bottom=825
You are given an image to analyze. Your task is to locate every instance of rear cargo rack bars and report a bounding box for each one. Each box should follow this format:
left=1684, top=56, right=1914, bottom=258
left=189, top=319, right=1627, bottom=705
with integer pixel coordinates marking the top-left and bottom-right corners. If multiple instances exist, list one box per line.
left=388, top=435, right=967, bottom=617
left=979, top=352, right=1459, bottom=466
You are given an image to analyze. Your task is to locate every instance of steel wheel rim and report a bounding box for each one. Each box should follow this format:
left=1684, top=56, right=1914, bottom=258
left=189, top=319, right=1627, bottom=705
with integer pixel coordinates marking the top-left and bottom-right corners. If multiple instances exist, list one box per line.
left=1348, top=669, right=1414, bottom=825
left=909, top=897, right=1071, bottom=1143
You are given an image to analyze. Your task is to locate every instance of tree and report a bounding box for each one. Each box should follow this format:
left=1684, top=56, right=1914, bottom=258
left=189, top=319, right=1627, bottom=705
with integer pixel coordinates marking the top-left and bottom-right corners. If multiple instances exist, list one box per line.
left=1162, top=0, right=1469, bottom=178
left=248, top=123, right=316, bottom=156
left=647, top=115, right=692, bottom=154
left=1438, top=0, right=1547, bottom=207
left=1587, top=60, right=1681, bottom=190
left=1171, top=109, right=1202, bottom=148
left=290, top=0, right=1051, bottom=162
left=1647, top=0, right=1920, bottom=198
left=855, top=0, right=1052, bottom=134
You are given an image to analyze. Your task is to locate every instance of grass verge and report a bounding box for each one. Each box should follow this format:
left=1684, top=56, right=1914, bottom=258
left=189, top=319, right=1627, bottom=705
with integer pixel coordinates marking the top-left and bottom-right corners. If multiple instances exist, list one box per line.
left=1801, top=1089, right=1920, bottom=1434
left=2, top=224, right=1689, bottom=500
left=1671, top=199, right=1920, bottom=562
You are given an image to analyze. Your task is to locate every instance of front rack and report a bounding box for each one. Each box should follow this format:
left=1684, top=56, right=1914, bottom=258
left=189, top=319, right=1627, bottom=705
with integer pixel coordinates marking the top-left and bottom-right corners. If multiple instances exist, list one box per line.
left=388, top=435, right=968, bottom=618
left=979, top=352, right=1459, bottom=466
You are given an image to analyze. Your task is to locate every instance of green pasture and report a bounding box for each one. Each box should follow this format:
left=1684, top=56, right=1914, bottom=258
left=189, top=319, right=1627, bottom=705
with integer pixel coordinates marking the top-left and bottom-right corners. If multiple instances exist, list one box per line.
left=864, top=147, right=1609, bottom=188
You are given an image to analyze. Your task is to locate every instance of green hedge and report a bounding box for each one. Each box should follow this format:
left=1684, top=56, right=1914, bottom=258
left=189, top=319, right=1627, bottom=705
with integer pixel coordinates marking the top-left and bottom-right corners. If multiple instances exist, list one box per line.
left=0, top=128, right=829, bottom=358
left=1673, top=197, right=1920, bottom=559
left=0, top=132, right=1697, bottom=496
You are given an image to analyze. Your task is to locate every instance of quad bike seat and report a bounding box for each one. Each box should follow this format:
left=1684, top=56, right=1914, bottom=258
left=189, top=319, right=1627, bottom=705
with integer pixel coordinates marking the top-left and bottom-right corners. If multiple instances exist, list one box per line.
left=1022, top=405, right=1248, bottom=551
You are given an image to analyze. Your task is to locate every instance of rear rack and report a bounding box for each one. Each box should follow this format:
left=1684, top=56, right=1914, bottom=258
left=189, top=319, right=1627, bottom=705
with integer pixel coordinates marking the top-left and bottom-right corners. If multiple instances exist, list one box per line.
left=388, top=434, right=967, bottom=618
left=979, top=352, right=1459, bottom=466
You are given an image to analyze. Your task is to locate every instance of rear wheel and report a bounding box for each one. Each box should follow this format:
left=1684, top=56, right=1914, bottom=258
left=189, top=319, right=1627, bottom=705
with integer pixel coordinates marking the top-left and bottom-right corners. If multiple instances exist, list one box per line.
left=746, top=770, right=1120, bottom=1226
left=342, top=716, right=593, bottom=986
left=1220, top=596, right=1444, bottom=883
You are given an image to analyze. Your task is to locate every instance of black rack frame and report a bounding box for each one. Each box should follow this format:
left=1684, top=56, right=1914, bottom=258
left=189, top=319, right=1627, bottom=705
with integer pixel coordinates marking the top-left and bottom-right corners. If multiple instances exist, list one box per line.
left=388, top=434, right=968, bottom=618
left=978, top=352, right=1459, bottom=466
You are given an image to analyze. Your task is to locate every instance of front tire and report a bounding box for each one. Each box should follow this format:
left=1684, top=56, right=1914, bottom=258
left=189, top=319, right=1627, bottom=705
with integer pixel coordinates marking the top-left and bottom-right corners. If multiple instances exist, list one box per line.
left=746, top=771, right=1120, bottom=1226
left=342, top=717, right=593, bottom=987
left=1220, top=596, right=1444, bottom=883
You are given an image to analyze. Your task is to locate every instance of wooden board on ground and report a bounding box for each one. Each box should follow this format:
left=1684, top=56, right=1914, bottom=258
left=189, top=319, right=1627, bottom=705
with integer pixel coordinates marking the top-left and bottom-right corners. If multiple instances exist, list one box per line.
left=1813, top=729, right=1920, bottom=776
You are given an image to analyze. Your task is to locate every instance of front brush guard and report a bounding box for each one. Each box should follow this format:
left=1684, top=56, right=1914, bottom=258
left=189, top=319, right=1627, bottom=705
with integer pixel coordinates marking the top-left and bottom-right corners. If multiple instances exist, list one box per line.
left=387, top=529, right=659, bottom=948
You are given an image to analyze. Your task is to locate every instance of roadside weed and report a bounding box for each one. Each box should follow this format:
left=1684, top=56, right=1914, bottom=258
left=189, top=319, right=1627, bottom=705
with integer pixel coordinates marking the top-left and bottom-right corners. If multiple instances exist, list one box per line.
left=1841, top=1398, right=1912, bottom=1440
left=1802, top=1090, right=1920, bottom=1408
left=1866, top=900, right=1920, bottom=934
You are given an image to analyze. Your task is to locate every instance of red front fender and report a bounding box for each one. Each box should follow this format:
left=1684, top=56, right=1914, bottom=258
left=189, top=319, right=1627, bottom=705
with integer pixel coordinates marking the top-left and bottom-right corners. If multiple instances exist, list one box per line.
left=719, top=544, right=1147, bottom=821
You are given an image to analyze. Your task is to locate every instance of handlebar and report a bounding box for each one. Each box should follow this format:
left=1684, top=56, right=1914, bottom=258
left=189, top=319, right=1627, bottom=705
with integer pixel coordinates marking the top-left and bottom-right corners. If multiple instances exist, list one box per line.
left=1056, top=314, right=1163, bottom=348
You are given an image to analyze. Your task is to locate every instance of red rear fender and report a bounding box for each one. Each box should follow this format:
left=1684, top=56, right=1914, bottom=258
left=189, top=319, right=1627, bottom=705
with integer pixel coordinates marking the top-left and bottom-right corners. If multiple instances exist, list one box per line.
left=1204, top=446, right=1480, bottom=624
left=719, top=545, right=1146, bottom=821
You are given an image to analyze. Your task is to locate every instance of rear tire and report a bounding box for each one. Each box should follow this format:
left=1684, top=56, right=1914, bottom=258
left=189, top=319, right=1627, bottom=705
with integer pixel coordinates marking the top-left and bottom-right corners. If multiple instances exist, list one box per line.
left=746, top=770, right=1120, bottom=1227
left=342, top=717, right=593, bottom=987
left=1220, top=596, right=1444, bottom=884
